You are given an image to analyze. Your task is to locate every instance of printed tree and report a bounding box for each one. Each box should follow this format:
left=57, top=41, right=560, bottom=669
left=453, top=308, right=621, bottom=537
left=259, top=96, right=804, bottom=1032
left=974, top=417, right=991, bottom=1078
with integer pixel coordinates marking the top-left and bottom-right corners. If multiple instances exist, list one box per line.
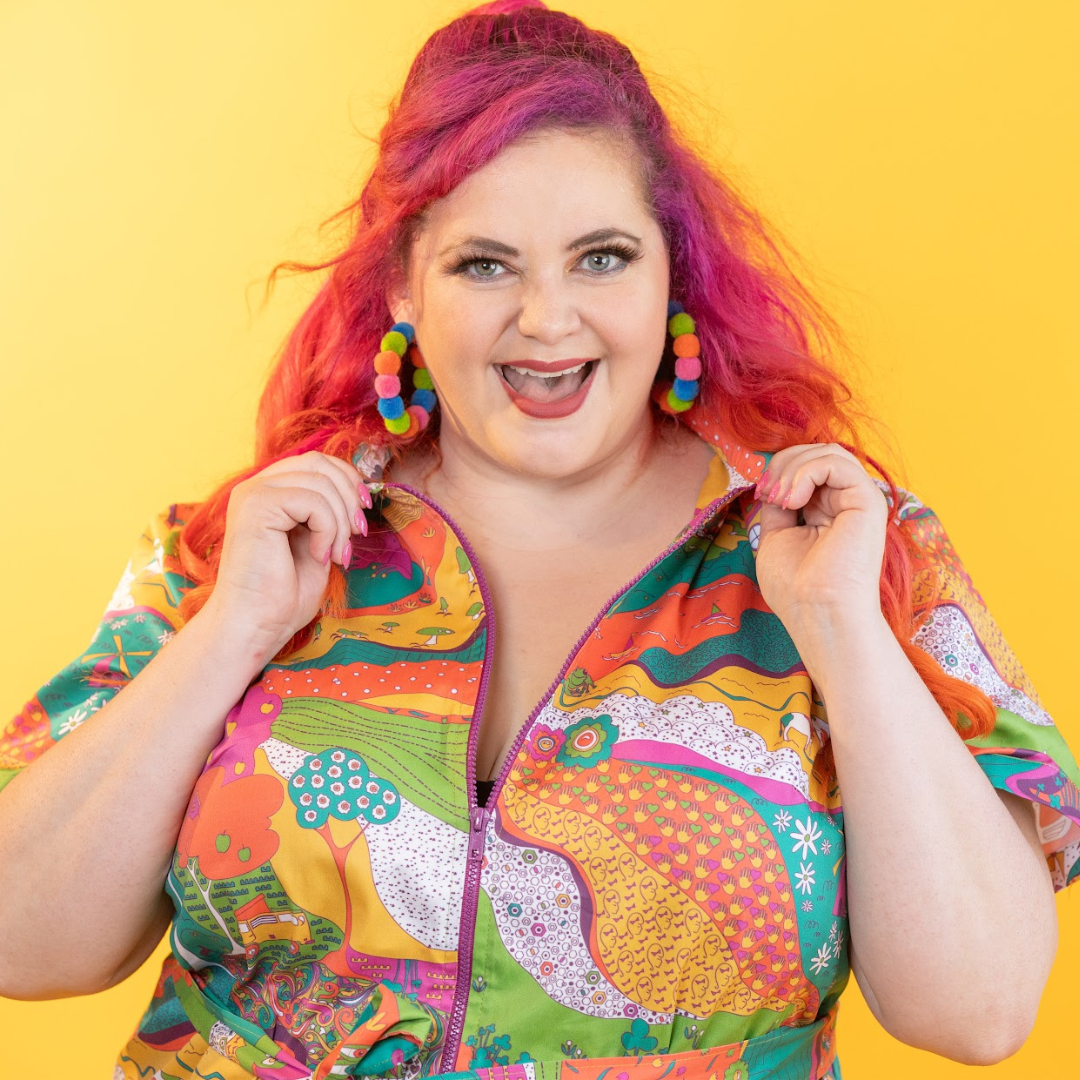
left=288, top=747, right=401, bottom=973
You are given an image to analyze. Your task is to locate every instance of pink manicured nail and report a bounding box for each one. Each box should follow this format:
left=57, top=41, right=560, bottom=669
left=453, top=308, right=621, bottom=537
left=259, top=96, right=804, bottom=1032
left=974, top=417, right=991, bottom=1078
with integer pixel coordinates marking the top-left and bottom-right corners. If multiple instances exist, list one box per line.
left=358, top=484, right=373, bottom=509
left=767, top=480, right=782, bottom=502
left=323, top=546, right=332, bottom=567
left=759, top=468, right=772, bottom=490
left=341, top=540, right=352, bottom=567
left=357, top=513, right=368, bottom=538
left=354, top=508, right=366, bottom=530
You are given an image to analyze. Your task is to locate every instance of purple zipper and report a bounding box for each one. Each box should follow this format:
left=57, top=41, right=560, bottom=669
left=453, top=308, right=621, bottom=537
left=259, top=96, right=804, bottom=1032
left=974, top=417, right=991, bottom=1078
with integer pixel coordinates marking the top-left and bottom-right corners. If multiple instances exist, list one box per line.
left=383, top=479, right=755, bottom=1071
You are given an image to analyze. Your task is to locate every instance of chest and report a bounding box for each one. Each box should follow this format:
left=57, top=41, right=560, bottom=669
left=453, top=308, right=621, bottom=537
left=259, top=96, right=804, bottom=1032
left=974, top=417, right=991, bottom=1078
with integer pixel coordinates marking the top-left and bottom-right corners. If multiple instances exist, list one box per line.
left=472, top=541, right=677, bottom=781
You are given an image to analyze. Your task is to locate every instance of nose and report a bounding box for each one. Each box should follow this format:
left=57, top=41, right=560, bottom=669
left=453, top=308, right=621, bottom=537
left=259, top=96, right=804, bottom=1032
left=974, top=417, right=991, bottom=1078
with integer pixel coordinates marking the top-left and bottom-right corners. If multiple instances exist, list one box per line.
left=515, top=274, right=582, bottom=345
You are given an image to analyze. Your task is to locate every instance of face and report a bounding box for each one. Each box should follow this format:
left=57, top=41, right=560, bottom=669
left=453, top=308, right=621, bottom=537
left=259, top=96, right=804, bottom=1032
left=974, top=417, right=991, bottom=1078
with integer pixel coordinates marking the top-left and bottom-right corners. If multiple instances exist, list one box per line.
left=387, top=127, right=671, bottom=482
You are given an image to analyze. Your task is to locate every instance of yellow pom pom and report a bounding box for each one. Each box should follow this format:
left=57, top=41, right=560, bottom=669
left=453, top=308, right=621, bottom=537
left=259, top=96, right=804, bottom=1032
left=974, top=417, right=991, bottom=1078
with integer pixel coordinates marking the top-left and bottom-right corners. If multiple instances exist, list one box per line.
left=384, top=413, right=410, bottom=434
left=668, top=312, right=695, bottom=337
left=381, top=330, right=408, bottom=357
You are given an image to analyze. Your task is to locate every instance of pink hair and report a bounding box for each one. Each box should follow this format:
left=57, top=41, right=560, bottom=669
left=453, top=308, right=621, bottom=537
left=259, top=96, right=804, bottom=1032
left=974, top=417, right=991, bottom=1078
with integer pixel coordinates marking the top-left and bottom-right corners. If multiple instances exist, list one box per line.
left=177, top=0, right=996, bottom=787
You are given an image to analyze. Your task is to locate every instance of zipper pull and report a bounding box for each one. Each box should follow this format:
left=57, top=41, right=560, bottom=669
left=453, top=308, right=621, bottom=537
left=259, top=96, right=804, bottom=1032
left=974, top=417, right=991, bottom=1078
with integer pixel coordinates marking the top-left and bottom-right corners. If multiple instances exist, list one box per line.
left=468, top=805, right=489, bottom=861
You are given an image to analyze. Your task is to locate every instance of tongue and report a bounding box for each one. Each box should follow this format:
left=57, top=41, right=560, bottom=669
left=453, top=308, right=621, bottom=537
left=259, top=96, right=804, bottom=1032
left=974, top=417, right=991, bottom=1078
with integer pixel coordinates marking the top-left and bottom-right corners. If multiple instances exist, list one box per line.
left=502, top=365, right=589, bottom=402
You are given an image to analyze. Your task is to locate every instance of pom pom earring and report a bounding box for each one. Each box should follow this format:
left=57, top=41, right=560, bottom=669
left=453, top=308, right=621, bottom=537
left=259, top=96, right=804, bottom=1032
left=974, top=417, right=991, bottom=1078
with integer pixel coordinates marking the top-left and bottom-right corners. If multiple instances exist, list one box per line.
left=373, top=321, right=438, bottom=438
left=656, top=300, right=702, bottom=415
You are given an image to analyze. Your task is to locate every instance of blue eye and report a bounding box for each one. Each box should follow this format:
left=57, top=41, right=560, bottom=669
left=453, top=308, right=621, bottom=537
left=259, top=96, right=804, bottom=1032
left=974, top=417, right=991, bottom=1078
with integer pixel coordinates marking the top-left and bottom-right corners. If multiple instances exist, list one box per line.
left=449, top=243, right=641, bottom=280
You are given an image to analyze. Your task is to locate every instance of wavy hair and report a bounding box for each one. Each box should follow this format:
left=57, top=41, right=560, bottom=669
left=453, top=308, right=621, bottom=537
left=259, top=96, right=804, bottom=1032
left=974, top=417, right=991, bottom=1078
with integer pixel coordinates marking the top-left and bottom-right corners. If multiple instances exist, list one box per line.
left=176, top=0, right=996, bottom=788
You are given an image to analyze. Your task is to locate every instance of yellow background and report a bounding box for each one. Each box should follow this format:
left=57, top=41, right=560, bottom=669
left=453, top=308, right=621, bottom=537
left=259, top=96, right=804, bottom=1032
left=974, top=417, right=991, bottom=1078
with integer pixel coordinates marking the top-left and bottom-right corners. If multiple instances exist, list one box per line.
left=0, top=1, right=1076, bottom=1077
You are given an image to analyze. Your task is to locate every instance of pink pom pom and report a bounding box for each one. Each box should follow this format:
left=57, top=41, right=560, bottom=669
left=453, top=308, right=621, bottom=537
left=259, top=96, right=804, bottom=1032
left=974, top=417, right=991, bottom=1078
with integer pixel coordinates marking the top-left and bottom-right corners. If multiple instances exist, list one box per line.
left=374, top=374, right=401, bottom=398
left=674, top=356, right=702, bottom=381
left=407, top=404, right=430, bottom=430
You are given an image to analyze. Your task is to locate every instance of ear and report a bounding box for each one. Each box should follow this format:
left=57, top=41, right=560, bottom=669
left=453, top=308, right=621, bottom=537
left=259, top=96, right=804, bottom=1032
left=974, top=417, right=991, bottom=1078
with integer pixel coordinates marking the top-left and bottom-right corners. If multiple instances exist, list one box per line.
left=384, top=266, right=415, bottom=328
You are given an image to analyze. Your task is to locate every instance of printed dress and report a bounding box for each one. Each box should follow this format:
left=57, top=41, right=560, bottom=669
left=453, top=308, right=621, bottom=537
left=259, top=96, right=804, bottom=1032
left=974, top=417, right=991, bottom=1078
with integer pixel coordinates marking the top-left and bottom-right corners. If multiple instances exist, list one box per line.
left=4, top=431, right=1079, bottom=1080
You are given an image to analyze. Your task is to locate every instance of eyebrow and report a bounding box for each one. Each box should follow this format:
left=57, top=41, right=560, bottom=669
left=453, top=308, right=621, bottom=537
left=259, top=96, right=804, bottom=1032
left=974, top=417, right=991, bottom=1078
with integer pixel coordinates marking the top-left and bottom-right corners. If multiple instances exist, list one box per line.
left=439, top=227, right=643, bottom=259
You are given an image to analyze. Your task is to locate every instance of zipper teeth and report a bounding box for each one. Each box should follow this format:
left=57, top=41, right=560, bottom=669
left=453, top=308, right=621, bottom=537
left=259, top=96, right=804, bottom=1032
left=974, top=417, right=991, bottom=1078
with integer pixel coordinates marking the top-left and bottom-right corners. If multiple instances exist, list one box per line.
left=382, top=482, right=496, bottom=1072
left=381, top=479, right=753, bottom=1069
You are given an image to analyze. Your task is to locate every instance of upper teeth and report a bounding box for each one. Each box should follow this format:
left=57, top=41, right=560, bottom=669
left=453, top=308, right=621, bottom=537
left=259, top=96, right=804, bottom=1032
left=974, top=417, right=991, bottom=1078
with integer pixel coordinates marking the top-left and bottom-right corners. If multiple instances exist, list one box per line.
left=504, top=362, right=588, bottom=379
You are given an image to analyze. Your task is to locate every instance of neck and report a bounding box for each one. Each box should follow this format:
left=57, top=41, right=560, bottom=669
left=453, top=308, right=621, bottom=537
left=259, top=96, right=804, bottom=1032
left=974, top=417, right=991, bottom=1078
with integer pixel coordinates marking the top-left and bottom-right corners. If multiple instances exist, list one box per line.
left=400, top=411, right=702, bottom=553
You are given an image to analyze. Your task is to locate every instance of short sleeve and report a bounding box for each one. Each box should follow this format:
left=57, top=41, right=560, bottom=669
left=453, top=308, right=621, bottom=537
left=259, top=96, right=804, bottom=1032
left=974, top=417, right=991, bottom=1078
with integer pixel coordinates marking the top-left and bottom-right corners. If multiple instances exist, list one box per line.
left=0, top=504, right=199, bottom=795
left=892, top=485, right=1080, bottom=894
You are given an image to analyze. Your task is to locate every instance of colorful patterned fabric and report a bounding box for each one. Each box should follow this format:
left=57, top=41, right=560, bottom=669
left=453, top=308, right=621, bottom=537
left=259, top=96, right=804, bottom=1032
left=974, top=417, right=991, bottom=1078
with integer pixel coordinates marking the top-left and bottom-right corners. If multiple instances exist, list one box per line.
left=4, top=432, right=1078, bottom=1080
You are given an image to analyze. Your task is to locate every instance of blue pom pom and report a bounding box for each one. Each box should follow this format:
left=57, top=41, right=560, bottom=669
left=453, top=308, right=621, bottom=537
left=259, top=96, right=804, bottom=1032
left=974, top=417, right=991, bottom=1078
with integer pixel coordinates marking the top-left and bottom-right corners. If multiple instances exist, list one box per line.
left=672, top=378, right=699, bottom=400
left=667, top=300, right=684, bottom=317
left=412, top=388, right=437, bottom=413
left=377, top=395, right=405, bottom=420
left=390, top=321, right=415, bottom=344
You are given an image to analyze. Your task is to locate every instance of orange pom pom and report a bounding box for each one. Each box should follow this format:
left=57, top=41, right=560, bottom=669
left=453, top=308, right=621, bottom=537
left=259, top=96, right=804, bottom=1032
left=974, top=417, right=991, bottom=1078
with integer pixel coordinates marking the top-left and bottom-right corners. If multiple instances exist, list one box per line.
left=408, top=344, right=426, bottom=369
left=673, top=333, right=700, bottom=358
left=374, top=350, right=402, bottom=375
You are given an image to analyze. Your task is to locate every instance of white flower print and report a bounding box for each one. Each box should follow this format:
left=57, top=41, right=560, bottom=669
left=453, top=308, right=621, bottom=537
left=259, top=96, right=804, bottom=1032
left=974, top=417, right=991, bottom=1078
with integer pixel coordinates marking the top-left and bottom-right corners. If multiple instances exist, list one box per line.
left=829, top=920, right=840, bottom=942
left=109, top=619, right=128, bottom=630
left=773, top=809, right=792, bottom=832
left=157, top=630, right=174, bottom=646
left=801, top=899, right=813, bottom=912
left=831, top=935, right=844, bottom=960
left=791, top=816, right=822, bottom=857
left=795, top=860, right=816, bottom=895
left=134, top=613, right=146, bottom=623
left=809, top=942, right=833, bottom=975
left=821, top=837, right=831, bottom=855
left=58, top=708, right=89, bottom=736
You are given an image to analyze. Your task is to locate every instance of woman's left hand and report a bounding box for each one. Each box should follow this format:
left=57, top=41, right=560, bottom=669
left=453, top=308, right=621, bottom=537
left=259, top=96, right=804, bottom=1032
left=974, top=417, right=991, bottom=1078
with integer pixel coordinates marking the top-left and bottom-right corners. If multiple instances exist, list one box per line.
left=753, top=443, right=891, bottom=636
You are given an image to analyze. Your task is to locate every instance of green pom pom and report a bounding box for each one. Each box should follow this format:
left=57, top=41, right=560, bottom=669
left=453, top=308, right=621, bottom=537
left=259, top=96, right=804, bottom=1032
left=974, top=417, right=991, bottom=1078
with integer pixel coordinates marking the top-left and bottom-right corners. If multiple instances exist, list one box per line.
left=384, top=413, right=410, bottom=434
left=668, top=312, right=695, bottom=337
left=381, top=330, right=408, bottom=357
left=666, top=388, right=693, bottom=412
left=413, top=368, right=434, bottom=390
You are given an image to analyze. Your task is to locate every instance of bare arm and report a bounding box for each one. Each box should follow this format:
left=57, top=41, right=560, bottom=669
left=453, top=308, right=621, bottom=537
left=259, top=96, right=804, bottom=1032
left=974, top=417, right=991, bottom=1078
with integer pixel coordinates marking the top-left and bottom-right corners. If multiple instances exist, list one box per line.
left=0, top=451, right=369, bottom=999
left=805, top=614, right=1057, bottom=1066
left=0, top=605, right=269, bottom=999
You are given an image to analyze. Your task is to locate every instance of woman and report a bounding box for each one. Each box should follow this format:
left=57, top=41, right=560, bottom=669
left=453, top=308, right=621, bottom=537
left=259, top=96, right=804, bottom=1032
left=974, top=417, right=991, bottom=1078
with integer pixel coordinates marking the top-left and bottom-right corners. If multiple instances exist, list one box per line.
left=0, top=2, right=1075, bottom=1078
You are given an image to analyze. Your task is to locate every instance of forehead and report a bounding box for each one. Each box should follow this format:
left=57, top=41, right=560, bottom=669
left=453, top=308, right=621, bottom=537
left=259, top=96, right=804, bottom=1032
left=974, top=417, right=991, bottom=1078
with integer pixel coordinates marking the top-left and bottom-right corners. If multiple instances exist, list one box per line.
left=413, top=128, right=656, bottom=254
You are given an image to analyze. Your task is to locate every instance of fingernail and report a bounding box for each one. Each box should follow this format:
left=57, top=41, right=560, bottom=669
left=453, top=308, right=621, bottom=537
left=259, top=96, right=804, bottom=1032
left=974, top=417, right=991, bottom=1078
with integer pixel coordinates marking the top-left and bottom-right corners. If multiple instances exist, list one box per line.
left=759, top=468, right=772, bottom=490
left=354, top=508, right=366, bottom=530
left=767, top=480, right=782, bottom=502
left=781, top=489, right=792, bottom=510
left=323, top=547, right=332, bottom=567
left=358, top=484, right=372, bottom=509
left=341, top=540, right=352, bottom=567
left=357, top=513, right=368, bottom=538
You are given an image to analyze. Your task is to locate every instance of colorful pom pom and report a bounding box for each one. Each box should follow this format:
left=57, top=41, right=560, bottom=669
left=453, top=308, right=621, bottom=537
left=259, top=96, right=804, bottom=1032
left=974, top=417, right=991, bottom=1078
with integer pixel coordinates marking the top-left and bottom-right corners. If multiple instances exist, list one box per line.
left=412, top=388, right=437, bottom=413
left=667, top=300, right=684, bottom=317
left=407, top=344, right=425, bottom=369
left=668, top=312, right=695, bottom=337
left=672, top=378, right=699, bottom=400
left=413, top=368, right=434, bottom=390
left=673, top=333, right=700, bottom=358
left=666, top=388, right=693, bottom=412
left=390, top=321, right=415, bottom=344
left=384, top=413, right=410, bottom=435
left=406, top=404, right=430, bottom=430
left=674, top=356, right=702, bottom=381
left=374, top=350, right=401, bottom=375
left=381, top=330, right=408, bottom=357
left=374, top=374, right=401, bottom=398
left=377, top=395, right=405, bottom=420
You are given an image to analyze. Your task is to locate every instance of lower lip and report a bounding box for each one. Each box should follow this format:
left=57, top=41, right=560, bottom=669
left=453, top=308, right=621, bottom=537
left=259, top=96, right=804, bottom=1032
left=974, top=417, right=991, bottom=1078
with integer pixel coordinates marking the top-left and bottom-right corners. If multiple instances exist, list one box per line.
left=499, top=363, right=597, bottom=419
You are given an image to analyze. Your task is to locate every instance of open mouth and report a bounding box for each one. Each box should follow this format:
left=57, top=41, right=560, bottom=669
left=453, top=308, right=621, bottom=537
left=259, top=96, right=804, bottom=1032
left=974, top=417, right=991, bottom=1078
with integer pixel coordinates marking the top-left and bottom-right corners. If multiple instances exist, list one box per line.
left=498, top=359, right=596, bottom=403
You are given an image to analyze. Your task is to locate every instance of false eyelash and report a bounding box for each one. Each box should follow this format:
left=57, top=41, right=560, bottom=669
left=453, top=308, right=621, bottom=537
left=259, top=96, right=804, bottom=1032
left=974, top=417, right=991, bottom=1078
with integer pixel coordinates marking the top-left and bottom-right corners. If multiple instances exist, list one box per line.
left=447, top=242, right=643, bottom=277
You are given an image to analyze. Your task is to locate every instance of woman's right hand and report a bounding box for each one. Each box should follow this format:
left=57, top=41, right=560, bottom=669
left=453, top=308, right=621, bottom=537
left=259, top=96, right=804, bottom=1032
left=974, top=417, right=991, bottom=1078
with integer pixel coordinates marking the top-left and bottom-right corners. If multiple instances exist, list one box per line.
left=203, top=450, right=372, bottom=660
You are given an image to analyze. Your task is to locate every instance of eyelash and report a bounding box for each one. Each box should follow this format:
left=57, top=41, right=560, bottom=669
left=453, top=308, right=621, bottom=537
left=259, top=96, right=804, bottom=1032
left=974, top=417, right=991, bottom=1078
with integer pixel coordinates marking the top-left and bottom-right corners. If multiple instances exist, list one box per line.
left=447, top=242, right=642, bottom=280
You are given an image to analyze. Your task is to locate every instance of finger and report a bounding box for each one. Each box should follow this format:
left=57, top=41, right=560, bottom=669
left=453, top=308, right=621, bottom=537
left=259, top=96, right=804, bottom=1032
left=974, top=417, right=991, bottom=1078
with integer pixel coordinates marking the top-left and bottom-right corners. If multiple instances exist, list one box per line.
left=776, top=453, right=886, bottom=523
left=259, top=469, right=355, bottom=559
left=261, top=451, right=368, bottom=536
left=293, top=451, right=369, bottom=535
left=755, top=443, right=862, bottom=501
left=240, top=484, right=347, bottom=567
left=318, top=451, right=373, bottom=512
